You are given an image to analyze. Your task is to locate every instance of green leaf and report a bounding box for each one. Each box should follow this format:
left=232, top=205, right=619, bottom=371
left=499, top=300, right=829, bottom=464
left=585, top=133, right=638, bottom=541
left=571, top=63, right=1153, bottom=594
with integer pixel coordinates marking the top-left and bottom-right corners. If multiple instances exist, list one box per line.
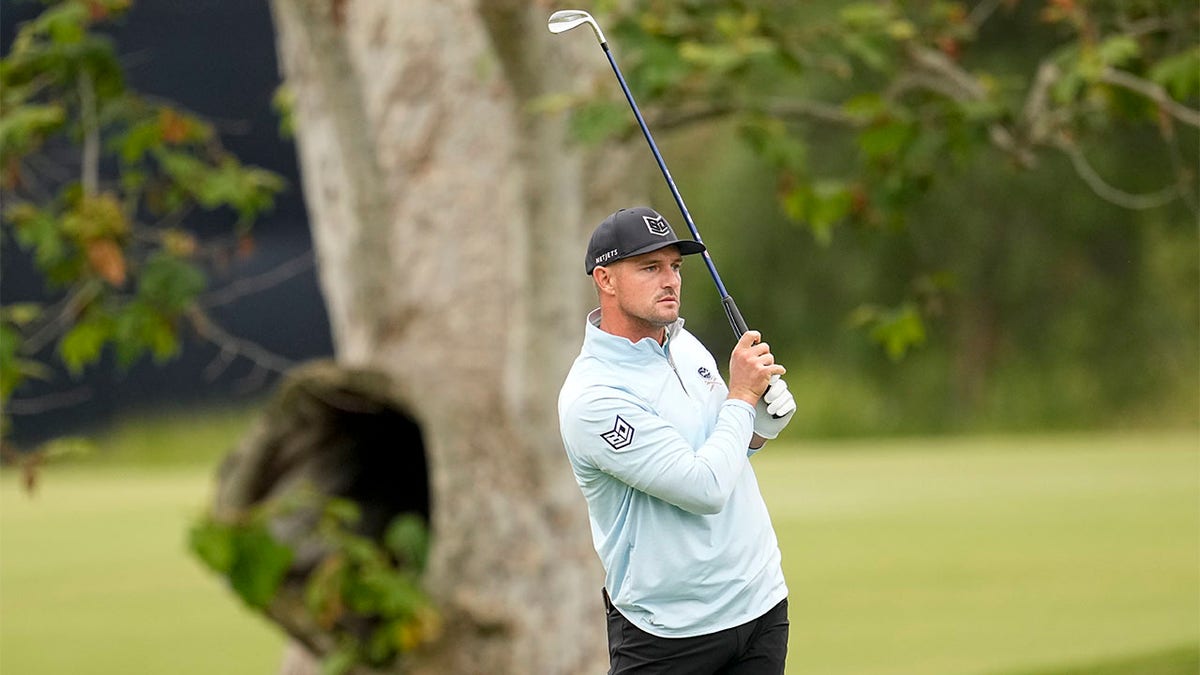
left=841, top=33, right=890, bottom=72
left=323, top=497, right=362, bottom=528
left=2, top=303, right=44, bottom=326
left=116, top=117, right=164, bottom=164
left=1150, top=48, right=1200, bottom=101
left=365, top=622, right=400, bottom=664
left=781, top=181, right=851, bottom=245
left=271, top=84, right=295, bottom=138
left=138, top=253, right=205, bottom=313
left=0, top=349, right=54, bottom=400
left=679, top=41, right=742, bottom=73
left=842, top=94, right=887, bottom=122
left=1097, top=36, right=1139, bottom=69
left=156, top=149, right=283, bottom=222
left=58, top=314, right=112, bottom=374
left=858, top=120, right=914, bottom=161
left=0, top=103, right=66, bottom=161
left=111, top=301, right=179, bottom=368
left=189, top=518, right=236, bottom=575
left=809, top=181, right=853, bottom=244
left=384, top=514, right=430, bottom=572
left=839, top=2, right=894, bottom=30
left=0, top=325, right=25, bottom=399
left=855, top=303, right=927, bottom=361
left=229, top=525, right=293, bottom=609
left=357, top=568, right=424, bottom=617
left=31, top=2, right=90, bottom=45
left=8, top=204, right=71, bottom=273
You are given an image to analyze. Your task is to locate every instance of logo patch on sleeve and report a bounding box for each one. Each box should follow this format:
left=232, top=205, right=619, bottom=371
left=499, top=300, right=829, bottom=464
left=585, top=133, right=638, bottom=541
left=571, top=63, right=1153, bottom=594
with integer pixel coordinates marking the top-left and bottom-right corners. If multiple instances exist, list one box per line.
left=601, top=415, right=635, bottom=450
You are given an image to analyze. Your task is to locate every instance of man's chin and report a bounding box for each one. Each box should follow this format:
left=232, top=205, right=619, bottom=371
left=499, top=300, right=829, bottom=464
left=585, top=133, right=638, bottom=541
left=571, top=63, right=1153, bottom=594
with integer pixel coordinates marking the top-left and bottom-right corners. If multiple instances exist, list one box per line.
left=651, top=308, right=680, bottom=325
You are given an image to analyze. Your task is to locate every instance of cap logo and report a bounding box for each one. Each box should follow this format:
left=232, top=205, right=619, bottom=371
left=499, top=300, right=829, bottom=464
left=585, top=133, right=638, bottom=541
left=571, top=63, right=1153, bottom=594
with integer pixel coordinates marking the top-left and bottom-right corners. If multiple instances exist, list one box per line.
left=643, top=214, right=671, bottom=237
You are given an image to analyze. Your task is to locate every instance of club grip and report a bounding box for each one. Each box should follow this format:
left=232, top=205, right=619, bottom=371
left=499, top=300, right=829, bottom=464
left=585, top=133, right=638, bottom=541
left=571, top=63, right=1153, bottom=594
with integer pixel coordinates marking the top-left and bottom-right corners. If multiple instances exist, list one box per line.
left=723, top=295, right=785, bottom=418
left=722, top=295, right=749, bottom=340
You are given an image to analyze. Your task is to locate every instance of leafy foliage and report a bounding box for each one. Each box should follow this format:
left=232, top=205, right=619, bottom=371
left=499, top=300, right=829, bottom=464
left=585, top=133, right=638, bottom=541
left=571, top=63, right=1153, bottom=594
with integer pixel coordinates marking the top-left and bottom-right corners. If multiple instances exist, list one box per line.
left=574, top=0, right=1198, bottom=364
left=190, top=492, right=438, bottom=675
left=0, top=0, right=286, bottom=440
left=190, top=511, right=294, bottom=609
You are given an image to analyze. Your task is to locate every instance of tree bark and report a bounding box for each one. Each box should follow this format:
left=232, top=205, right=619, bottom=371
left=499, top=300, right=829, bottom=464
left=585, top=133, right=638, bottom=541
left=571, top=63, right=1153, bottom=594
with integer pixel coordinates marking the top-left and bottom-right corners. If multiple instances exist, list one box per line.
left=262, top=1, right=644, bottom=672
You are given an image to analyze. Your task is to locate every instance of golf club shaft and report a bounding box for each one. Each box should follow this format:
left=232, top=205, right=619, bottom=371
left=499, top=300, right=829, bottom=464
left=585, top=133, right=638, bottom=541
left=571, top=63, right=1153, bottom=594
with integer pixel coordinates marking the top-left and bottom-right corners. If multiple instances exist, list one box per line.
left=599, top=43, right=749, bottom=340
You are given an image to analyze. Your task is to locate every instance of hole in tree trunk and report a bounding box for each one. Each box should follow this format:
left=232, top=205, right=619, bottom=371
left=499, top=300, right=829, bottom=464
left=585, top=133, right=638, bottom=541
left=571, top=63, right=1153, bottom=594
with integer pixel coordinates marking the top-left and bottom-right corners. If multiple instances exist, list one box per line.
left=214, top=359, right=429, bottom=573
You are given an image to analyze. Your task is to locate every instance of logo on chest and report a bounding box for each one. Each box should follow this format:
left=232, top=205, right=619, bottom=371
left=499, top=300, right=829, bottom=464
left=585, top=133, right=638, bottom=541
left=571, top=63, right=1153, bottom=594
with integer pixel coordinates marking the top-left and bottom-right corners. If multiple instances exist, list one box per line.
left=601, top=415, right=635, bottom=451
left=697, top=366, right=720, bottom=389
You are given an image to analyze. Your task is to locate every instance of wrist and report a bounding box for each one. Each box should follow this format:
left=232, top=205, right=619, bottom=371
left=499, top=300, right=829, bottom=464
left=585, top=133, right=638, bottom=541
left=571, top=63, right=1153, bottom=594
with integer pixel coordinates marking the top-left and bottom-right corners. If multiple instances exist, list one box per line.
left=727, top=389, right=759, bottom=406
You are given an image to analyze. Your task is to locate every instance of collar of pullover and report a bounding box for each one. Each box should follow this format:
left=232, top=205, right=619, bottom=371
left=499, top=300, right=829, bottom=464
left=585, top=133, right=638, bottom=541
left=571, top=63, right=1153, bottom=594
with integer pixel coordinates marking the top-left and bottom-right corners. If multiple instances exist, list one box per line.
left=584, top=308, right=685, bottom=364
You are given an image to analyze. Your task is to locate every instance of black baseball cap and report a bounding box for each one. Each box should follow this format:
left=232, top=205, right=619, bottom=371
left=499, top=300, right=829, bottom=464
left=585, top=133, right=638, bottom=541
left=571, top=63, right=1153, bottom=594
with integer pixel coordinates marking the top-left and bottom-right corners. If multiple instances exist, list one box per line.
left=585, top=206, right=706, bottom=274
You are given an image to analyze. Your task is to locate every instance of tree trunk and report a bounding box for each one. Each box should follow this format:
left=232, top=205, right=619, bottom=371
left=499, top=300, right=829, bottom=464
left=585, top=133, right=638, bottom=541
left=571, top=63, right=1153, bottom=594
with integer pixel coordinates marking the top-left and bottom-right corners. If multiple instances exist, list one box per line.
left=260, top=1, right=644, bottom=672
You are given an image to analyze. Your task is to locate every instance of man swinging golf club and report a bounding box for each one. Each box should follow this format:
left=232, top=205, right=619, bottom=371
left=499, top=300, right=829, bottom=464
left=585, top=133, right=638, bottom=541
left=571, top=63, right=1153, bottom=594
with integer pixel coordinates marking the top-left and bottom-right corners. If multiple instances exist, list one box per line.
left=558, top=206, right=797, bottom=674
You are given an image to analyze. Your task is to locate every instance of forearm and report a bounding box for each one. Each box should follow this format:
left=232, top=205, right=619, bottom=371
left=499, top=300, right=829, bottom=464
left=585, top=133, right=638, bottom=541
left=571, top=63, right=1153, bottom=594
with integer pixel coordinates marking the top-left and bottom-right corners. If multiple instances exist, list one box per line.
left=645, top=399, right=755, bottom=514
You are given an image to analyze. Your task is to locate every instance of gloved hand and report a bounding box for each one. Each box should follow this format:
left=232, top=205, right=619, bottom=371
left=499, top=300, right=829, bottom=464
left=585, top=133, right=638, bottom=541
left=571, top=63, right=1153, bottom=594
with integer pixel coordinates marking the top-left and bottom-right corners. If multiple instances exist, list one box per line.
left=753, top=375, right=796, bottom=440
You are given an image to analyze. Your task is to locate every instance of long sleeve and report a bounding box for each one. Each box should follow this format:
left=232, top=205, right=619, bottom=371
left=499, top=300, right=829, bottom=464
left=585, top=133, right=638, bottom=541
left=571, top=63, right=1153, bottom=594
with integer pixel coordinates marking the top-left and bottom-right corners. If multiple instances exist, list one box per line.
left=561, top=390, right=756, bottom=515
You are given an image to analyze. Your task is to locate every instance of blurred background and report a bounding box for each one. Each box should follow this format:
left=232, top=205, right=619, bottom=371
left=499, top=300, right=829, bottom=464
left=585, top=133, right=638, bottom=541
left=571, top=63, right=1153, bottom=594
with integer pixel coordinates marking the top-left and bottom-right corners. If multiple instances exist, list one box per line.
left=1, top=1, right=1197, bottom=674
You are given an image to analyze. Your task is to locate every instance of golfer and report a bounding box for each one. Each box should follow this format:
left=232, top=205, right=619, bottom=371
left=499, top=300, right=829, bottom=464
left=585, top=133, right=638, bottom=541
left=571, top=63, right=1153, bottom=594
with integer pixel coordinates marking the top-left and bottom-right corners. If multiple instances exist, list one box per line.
left=558, top=206, right=797, bottom=674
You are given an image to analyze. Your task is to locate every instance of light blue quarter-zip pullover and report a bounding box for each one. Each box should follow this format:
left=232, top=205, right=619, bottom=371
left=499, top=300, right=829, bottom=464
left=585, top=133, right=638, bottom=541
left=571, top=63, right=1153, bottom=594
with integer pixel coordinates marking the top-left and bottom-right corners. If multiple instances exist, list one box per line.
left=558, top=309, right=787, bottom=638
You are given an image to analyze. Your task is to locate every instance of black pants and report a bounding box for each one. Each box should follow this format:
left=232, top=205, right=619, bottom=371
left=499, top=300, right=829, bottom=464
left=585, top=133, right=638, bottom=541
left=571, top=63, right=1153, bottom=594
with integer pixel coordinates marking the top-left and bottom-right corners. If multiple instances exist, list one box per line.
left=603, top=590, right=789, bottom=675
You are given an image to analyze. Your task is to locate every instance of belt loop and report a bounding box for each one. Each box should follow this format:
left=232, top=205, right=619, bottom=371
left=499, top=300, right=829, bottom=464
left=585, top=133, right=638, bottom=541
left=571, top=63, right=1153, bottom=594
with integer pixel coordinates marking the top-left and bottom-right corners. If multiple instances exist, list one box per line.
left=602, top=587, right=614, bottom=612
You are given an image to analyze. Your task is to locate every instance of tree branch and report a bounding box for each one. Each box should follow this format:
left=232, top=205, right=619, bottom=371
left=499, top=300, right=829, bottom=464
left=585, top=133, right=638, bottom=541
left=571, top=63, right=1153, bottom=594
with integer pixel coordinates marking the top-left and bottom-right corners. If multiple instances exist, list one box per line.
left=1099, top=67, right=1200, bottom=128
left=78, top=71, right=99, bottom=196
left=198, top=251, right=316, bottom=309
left=186, top=307, right=295, bottom=375
left=1053, top=134, right=1182, bottom=210
left=967, top=0, right=1006, bottom=31
left=652, top=98, right=858, bottom=132
left=21, top=281, right=104, bottom=354
left=4, top=387, right=93, bottom=415
left=905, top=45, right=988, bottom=101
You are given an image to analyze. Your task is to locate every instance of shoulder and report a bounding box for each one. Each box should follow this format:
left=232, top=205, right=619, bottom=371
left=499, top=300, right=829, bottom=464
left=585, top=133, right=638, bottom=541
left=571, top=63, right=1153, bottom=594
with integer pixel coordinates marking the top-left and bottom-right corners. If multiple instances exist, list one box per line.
left=672, top=327, right=720, bottom=368
left=560, top=379, right=649, bottom=424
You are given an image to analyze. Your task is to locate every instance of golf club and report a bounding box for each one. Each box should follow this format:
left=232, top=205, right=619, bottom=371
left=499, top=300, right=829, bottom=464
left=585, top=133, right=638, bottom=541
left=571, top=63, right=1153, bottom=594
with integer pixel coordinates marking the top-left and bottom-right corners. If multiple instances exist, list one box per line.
left=548, top=9, right=750, bottom=340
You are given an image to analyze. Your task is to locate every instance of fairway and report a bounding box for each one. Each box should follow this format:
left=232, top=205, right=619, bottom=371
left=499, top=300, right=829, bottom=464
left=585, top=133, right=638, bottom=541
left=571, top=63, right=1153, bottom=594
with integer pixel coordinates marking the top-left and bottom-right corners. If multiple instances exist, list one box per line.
left=756, top=432, right=1200, bottom=675
left=1, top=430, right=1197, bottom=674
left=0, top=467, right=287, bottom=674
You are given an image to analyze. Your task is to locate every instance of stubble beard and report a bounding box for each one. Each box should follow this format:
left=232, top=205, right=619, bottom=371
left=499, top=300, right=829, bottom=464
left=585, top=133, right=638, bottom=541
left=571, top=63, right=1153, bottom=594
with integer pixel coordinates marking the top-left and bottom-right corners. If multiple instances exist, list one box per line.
left=622, top=293, right=680, bottom=332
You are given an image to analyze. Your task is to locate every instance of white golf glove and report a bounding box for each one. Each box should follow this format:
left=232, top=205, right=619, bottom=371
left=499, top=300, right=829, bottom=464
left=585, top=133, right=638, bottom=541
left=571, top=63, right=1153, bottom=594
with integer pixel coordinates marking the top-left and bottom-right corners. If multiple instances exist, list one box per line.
left=753, top=375, right=796, bottom=440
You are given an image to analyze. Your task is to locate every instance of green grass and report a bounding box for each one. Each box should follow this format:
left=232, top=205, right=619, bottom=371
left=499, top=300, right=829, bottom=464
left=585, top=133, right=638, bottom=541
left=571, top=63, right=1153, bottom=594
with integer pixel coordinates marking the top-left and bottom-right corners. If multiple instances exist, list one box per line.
left=0, top=466, right=287, bottom=674
left=755, top=431, right=1200, bottom=675
left=2, top=417, right=1197, bottom=674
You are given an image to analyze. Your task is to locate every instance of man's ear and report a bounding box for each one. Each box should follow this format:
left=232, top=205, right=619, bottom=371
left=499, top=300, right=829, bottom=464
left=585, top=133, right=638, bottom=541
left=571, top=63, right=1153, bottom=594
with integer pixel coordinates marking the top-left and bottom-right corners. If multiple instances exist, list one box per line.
left=593, top=266, right=617, bottom=295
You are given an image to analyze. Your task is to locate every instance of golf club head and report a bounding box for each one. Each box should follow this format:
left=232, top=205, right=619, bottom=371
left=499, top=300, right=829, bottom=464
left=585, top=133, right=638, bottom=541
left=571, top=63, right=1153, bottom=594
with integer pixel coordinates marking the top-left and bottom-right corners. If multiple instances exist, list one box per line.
left=547, top=9, right=606, bottom=45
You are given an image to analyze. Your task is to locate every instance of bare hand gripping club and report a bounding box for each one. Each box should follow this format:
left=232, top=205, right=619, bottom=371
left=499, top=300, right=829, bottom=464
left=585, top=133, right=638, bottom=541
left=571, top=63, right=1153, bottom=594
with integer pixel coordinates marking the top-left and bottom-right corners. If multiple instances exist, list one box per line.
left=548, top=9, right=750, bottom=340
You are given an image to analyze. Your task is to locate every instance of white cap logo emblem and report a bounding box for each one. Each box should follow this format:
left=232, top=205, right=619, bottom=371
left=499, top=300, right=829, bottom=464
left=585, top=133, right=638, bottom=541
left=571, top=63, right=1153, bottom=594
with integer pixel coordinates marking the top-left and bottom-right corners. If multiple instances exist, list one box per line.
left=643, top=215, right=670, bottom=237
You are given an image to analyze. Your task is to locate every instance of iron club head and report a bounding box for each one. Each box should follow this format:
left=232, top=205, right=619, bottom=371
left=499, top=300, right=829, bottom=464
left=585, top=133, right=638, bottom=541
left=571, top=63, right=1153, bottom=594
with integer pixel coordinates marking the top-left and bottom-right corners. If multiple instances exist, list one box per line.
left=547, top=9, right=606, bottom=45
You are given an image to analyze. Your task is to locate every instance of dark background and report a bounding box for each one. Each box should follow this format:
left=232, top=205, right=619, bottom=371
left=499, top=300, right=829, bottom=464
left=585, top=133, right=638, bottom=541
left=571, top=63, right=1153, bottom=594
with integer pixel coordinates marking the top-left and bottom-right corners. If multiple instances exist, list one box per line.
left=1, top=0, right=333, bottom=446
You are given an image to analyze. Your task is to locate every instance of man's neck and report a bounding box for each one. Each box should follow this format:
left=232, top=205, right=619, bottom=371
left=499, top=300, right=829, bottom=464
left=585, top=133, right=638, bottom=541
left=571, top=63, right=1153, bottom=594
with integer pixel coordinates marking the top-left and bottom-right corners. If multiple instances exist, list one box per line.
left=598, top=310, right=668, bottom=345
